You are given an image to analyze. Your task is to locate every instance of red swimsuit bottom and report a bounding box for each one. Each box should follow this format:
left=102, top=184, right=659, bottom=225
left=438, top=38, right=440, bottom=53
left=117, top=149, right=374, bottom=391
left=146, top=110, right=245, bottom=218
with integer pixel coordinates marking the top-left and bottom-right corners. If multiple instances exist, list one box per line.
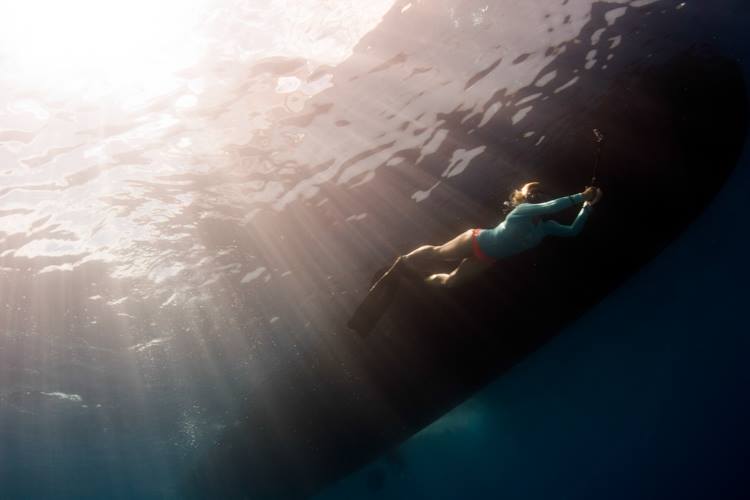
left=471, top=228, right=496, bottom=263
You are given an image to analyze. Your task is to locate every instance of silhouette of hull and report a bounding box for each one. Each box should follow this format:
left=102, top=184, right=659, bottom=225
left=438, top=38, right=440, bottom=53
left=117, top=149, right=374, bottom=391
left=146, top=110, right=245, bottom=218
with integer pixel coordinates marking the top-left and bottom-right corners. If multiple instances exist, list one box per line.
left=183, top=3, right=749, bottom=498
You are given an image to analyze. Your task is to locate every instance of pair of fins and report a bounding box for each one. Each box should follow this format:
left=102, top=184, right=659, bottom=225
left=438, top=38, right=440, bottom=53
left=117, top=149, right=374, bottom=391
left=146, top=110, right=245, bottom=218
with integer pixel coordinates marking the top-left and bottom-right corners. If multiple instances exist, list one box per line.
left=347, top=257, right=423, bottom=336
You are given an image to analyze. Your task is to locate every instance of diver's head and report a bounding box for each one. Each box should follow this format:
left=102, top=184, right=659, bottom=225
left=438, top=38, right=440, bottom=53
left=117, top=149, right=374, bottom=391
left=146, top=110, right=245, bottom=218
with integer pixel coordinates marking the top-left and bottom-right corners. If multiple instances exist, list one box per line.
left=506, top=181, right=550, bottom=209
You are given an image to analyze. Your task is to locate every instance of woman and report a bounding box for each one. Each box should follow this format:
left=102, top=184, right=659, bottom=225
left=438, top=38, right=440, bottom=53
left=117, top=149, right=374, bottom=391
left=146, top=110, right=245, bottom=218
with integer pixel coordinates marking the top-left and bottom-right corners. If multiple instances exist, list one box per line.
left=393, top=182, right=603, bottom=287
left=348, top=182, right=602, bottom=334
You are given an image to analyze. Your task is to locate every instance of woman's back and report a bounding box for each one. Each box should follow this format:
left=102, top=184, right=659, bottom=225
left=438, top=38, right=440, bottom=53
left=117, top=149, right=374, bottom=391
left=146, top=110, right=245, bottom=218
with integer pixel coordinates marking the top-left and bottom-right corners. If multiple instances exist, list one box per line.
left=477, top=194, right=589, bottom=259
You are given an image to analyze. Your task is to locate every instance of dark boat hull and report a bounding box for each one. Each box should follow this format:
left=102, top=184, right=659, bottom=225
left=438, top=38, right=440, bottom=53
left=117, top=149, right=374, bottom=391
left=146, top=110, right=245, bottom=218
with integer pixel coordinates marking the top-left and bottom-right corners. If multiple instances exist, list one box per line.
left=183, top=2, right=749, bottom=498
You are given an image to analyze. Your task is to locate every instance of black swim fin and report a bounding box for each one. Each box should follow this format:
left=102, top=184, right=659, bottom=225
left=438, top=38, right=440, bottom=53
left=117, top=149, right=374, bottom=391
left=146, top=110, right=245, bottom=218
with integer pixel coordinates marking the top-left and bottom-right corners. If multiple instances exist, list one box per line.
left=349, top=257, right=410, bottom=336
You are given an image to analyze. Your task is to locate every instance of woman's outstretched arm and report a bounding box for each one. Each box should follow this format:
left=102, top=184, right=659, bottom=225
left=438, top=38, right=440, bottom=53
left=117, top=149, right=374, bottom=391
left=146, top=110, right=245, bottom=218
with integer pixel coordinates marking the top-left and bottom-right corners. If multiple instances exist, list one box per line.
left=508, top=192, right=586, bottom=218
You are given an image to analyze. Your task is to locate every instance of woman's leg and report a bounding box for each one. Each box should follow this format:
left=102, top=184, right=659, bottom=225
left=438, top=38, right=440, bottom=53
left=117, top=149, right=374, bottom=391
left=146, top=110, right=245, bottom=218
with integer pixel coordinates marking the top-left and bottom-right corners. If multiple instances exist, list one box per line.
left=369, top=229, right=478, bottom=292
left=425, top=257, right=493, bottom=288
left=402, top=229, right=474, bottom=273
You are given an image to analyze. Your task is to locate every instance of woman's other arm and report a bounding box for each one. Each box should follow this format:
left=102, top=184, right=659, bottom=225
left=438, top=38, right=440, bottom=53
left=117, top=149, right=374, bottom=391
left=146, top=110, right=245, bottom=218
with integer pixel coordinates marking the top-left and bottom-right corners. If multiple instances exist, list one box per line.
left=541, top=203, right=593, bottom=237
left=540, top=188, right=602, bottom=237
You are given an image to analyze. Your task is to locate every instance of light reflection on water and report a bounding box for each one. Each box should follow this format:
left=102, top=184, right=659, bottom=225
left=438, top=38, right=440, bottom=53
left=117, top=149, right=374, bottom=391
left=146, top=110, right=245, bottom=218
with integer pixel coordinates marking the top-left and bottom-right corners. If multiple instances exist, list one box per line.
left=0, top=0, right=396, bottom=284
left=0, top=0, right=736, bottom=497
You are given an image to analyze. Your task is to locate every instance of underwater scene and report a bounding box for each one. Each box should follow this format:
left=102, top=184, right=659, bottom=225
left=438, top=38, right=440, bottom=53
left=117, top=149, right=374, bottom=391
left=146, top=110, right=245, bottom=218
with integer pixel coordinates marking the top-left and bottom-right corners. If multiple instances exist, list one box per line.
left=1, top=1, right=748, bottom=498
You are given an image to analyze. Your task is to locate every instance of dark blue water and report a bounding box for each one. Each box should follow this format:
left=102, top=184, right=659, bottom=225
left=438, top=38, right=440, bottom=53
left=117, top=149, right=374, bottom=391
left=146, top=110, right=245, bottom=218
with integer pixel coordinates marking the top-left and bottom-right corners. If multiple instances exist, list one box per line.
left=1, top=0, right=749, bottom=498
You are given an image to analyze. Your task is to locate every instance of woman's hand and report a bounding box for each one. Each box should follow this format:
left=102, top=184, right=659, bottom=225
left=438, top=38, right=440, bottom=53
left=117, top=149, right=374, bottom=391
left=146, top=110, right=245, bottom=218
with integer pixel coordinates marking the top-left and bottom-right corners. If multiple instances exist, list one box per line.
left=582, top=187, right=603, bottom=208
left=591, top=187, right=603, bottom=206
left=582, top=186, right=603, bottom=204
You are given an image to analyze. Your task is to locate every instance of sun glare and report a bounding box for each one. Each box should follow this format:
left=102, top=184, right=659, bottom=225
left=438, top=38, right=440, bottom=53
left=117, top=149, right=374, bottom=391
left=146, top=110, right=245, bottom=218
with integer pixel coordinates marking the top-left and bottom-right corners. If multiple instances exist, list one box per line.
left=0, top=0, right=210, bottom=91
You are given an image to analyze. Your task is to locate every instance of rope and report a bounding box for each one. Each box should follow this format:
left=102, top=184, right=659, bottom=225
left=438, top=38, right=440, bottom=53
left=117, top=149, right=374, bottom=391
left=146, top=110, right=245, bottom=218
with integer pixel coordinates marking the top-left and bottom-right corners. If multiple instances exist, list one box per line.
left=591, top=128, right=605, bottom=186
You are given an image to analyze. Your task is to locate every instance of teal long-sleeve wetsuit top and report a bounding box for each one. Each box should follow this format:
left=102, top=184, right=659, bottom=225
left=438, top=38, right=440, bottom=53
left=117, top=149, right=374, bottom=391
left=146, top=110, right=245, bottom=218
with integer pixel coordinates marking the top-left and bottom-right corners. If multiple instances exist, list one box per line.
left=476, top=193, right=592, bottom=259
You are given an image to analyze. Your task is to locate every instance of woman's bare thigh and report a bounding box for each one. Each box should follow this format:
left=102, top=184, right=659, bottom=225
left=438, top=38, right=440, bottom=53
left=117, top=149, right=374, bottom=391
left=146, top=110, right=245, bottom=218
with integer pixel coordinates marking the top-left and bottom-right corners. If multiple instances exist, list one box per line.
left=434, top=229, right=474, bottom=261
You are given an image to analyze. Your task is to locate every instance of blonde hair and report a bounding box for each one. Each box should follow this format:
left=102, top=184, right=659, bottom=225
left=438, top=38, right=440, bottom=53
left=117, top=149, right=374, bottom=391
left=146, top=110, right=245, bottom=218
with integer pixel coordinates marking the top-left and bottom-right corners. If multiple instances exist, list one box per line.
left=505, top=181, right=540, bottom=210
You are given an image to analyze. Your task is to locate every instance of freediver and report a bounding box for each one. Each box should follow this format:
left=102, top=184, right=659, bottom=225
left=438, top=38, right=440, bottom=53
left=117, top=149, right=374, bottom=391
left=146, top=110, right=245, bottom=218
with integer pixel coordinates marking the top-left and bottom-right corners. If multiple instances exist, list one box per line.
left=348, top=182, right=603, bottom=334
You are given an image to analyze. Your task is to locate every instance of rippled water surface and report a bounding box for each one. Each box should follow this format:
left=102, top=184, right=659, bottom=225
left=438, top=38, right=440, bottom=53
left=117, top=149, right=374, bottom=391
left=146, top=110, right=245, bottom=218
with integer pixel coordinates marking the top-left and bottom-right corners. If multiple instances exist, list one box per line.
left=1, top=0, right=748, bottom=498
left=1, top=2, right=399, bottom=496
